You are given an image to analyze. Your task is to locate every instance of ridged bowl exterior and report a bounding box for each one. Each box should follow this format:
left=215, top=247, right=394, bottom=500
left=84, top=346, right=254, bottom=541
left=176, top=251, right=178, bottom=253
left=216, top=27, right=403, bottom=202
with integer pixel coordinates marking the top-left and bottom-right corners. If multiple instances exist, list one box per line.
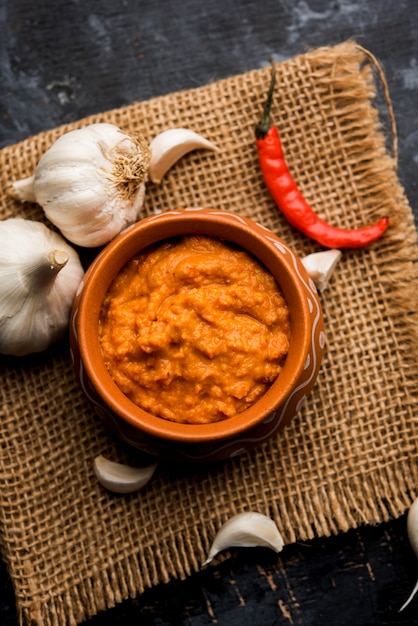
left=70, top=209, right=325, bottom=462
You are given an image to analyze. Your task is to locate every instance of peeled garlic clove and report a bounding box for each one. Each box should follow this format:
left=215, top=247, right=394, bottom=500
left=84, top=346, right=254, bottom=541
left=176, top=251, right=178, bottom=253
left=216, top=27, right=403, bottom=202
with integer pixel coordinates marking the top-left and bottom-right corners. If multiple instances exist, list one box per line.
left=301, top=249, right=342, bottom=291
left=149, top=128, right=219, bottom=184
left=202, top=512, right=284, bottom=566
left=94, top=455, right=158, bottom=493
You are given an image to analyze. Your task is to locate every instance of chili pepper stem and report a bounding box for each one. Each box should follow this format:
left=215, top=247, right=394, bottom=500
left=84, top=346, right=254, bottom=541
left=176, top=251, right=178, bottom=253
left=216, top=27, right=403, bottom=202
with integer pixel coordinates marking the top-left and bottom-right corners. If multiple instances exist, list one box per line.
left=255, top=59, right=276, bottom=140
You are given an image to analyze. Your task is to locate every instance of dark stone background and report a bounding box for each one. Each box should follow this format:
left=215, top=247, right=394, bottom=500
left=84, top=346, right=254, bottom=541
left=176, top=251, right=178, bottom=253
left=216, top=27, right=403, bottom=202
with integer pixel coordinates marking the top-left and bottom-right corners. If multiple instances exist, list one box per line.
left=0, top=1, right=417, bottom=624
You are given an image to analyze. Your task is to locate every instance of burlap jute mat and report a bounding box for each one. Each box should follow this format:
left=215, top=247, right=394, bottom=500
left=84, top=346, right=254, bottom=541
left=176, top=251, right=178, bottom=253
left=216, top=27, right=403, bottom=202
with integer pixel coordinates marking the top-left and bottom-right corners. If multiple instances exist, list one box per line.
left=0, top=40, right=417, bottom=625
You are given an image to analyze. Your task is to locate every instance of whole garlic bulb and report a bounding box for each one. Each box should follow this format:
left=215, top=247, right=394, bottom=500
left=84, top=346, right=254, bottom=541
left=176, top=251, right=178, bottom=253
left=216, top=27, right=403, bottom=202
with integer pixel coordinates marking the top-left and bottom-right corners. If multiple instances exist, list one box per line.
left=0, top=219, right=84, bottom=356
left=12, top=123, right=151, bottom=247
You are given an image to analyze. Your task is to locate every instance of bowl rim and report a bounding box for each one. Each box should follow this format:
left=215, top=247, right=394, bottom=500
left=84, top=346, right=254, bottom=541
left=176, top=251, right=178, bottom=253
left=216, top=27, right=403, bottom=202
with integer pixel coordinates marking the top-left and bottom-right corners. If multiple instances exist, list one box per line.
left=75, top=208, right=313, bottom=443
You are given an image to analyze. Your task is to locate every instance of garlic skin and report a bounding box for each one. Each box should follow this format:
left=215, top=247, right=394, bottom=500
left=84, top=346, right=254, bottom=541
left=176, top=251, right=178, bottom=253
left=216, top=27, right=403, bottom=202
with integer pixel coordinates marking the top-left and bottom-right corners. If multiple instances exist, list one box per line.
left=94, top=455, right=158, bottom=493
left=12, top=123, right=150, bottom=247
left=149, top=128, right=218, bottom=184
left=0, top=219, right=84, bottom=356
left=202, top=512, right=284, bottom=566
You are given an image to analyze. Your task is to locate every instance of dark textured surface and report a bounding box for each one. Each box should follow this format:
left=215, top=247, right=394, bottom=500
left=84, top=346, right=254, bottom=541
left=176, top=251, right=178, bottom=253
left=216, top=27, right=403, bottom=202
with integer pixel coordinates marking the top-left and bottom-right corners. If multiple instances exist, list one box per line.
left=1, top=1, right=417, bottom=624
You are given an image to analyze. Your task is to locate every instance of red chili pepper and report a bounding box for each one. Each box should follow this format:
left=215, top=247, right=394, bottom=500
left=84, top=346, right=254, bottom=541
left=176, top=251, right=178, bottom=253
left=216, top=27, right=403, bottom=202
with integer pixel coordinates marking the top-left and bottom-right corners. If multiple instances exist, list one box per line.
left=255, top=62, right=389, bottom=249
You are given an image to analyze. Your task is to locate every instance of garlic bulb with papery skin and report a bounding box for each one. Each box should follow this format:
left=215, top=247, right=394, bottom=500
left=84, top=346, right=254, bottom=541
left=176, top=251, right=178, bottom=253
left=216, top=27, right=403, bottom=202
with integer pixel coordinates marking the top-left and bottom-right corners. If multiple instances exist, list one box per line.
left=0, top=219, right=84, bottom=356
left=12, top=123, right=151, bottom=247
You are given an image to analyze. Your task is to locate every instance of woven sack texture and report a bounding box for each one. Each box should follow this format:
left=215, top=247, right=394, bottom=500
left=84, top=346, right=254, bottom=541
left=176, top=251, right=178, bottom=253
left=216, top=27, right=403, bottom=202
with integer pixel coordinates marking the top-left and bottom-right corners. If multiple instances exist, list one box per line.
left=0, top=40, right=417, bottom=625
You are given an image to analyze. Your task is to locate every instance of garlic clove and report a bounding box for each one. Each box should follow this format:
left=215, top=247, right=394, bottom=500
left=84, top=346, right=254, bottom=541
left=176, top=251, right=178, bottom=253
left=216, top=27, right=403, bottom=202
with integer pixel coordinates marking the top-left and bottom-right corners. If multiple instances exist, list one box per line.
left=202, top=511, right=284, bottom=566
left=399, top=496, right=418, bottom=611
left=399, top=580, right=418, bottom=612
left=149, top=128, right=219, bottom=184
left=301, top=249, right=342, bottom=291
left=407, top=496, right=418, bottom=557
left=94, top=454, right=158, bottom=493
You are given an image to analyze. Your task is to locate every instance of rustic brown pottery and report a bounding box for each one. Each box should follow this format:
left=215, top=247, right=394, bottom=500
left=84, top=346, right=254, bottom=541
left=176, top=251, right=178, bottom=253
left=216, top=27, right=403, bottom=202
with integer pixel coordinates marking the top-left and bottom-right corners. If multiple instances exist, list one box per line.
left=69, top=208, right=325, bottom=462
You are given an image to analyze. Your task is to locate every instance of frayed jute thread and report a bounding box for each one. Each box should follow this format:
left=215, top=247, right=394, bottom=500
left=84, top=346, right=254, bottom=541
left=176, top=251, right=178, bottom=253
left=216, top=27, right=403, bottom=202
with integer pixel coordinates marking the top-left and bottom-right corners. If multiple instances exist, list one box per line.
left=0, top=40, right=417, bottom=626
left=355, top=43, right=399, bottom=167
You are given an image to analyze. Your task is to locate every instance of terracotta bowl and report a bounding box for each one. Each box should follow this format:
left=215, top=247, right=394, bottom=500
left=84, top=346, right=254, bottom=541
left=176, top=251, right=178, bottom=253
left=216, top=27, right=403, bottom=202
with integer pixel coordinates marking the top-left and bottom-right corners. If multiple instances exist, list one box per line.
left=69, top=208, right=325, bottom=462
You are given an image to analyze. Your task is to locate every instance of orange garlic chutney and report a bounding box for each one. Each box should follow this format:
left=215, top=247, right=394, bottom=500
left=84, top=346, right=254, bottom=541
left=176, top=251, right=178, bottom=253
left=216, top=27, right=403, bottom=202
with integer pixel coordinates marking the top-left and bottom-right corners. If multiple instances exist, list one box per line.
left=99, top=235, right=290, bottom=425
